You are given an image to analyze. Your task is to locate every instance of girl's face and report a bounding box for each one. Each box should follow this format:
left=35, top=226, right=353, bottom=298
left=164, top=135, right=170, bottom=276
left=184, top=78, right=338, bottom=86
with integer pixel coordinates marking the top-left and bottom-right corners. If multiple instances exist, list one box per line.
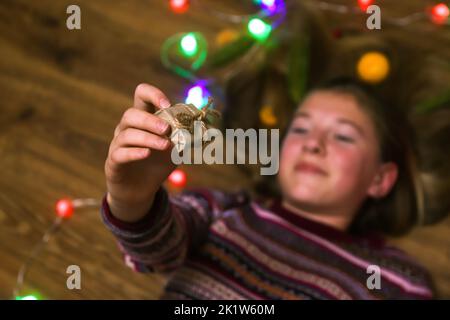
left=278, top=91, right=396, bottom=216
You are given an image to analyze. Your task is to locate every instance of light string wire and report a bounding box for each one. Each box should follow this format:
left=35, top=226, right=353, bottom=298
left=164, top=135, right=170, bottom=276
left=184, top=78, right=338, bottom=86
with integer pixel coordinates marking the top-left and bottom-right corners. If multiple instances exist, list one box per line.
left=190, top=0, right=277, bottom=23
left=316, top=1, right=431, bottom=27
left=191, top=0, right=446, bottom=27
left=12, top=198, right=101, bottom=300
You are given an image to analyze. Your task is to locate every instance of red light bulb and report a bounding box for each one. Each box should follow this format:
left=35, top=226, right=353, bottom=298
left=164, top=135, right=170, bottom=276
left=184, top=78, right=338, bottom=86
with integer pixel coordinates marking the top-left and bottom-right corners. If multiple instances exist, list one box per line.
left=431, top=3, right=449, bottom=24
left=358, top=0, right=374, bottom=11
left=56, top=199, right=74, bottom=219
left=170, top=0, right=190, bottom=14
left=168, top=169, right=187, bottom=188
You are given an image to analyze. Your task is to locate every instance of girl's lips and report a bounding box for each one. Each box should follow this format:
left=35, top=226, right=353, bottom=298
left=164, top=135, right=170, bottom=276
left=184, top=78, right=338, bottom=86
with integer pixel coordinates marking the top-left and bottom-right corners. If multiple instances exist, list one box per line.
left=294, top=162, right=327, bottom=175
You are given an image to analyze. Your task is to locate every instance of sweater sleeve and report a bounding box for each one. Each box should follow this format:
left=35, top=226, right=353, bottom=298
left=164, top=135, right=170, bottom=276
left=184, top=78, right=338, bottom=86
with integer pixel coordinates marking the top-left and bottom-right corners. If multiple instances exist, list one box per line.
left=100, top=187, right=248, bottom=273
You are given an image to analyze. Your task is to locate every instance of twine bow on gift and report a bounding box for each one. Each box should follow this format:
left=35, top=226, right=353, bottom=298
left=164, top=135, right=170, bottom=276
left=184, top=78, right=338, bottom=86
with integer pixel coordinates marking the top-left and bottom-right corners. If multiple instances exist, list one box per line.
left=172, top=97, right=221, bottom=132
left=155, top=97, right=222, bottom=152
left=197, top=97, right=221, bottom=122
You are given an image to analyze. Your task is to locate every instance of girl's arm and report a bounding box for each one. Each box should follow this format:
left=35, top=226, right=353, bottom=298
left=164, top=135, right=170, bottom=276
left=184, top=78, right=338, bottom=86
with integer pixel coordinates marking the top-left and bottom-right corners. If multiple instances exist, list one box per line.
left=101, top=187, right=248, bottom=273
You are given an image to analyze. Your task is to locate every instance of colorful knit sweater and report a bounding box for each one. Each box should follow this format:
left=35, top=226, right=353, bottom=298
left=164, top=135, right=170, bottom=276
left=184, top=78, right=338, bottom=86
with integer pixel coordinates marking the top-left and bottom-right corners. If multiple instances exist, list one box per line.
left=101, top=187, right=434, bottom=299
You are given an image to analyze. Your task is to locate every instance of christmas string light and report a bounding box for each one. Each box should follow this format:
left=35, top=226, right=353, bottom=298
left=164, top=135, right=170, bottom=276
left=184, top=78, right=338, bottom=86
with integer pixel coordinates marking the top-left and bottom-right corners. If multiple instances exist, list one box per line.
left=12, top=175, right=193, bottom=299
left=259, top=105, right=278, bottom=126
left=171, top=0, right=448, bottom=27
left=357, top=51, right=390, bottom=84
left=188, top=0, right=284, bottom=23
left=163, top=0, right=448, bottom=122
left=15, top=294, right=39, bottom=300
left=169, top=0, right=190, bottom=14
left=315, top=1, right=449, bottom=27
left=430, top=3, right=450, bottom=25
left=357, top=0, right=374, bottom=12
left=163, top=0, right=448, bottom=89
left=248, top=18, right=273, bottom=41
left=217, top=3, right=287, bottom=79
left=160, top=31, right=208, bottom=81
left=56, top=198, right=74, bottom=219
left=185, top=84, right=211, bottom=108
left=215, top=29, right=240, bottom=47
left=168, top=169, right=187, bottom=188
left=162, top=0, right=288, bottom=95
left=13, top=216, right=62, bottom=300
left=12, top=197, right=101, bottom=300
left=180, top=33, right=199, bottom=57
left=169, top=0, right=286, bottom=19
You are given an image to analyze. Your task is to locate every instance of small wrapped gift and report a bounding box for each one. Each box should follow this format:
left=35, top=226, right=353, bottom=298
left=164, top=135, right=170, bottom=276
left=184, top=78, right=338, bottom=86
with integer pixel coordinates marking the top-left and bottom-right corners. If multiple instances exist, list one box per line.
left=155, top=98, right=220, bottom=152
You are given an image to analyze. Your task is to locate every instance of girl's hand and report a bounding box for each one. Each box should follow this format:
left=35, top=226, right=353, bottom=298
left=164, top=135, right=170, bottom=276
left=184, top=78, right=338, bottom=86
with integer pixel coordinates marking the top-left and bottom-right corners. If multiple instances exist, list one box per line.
left=104, top=84, right=176, bottom=222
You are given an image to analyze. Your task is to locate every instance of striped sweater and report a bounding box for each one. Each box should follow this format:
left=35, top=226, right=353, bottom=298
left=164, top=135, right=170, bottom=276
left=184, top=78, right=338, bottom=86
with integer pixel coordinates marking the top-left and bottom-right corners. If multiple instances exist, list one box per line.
left=101, top=187, right=434, bottom=299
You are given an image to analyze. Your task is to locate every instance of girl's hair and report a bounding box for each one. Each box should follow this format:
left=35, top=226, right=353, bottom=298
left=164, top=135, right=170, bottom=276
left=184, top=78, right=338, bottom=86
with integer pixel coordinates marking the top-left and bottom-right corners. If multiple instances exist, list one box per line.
left=311, top=77, right=424, bottom=236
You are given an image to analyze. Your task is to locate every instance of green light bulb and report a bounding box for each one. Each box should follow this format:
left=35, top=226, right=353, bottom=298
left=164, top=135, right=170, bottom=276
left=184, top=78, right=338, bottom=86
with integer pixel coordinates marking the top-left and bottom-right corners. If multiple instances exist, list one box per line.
left=16, top=295, right=38, bottom=300
left=180, top=33, right=198, bottom=56
left=247, top=18, right=272, bottom=41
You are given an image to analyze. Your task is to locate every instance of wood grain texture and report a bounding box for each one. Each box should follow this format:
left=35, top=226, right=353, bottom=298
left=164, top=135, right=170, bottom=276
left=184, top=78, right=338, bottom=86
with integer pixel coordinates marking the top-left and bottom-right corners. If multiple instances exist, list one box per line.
left=0, top=0, right=448, bottom=299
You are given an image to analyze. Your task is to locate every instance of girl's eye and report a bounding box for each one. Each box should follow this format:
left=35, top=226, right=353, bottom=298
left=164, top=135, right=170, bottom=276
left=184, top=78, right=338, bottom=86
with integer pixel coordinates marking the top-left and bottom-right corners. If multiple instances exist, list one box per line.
left=291, top=127, right=308, bottom=134
left=334, top=134, right=355, bottom=143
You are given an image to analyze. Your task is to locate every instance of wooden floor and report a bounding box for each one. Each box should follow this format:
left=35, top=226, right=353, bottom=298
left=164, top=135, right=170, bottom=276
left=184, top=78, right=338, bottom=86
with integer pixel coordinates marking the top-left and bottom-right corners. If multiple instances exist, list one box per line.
left=0, top=0, right=449, bottom=299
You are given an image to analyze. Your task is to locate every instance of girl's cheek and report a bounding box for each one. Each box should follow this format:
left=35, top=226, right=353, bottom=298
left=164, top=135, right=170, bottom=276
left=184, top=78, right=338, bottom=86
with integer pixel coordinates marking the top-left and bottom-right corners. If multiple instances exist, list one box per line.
left=280, top=139, right=301, bottom=171
left=281, top=137, right=300, bottom=156
left=329, top=145, right=368, bottom=181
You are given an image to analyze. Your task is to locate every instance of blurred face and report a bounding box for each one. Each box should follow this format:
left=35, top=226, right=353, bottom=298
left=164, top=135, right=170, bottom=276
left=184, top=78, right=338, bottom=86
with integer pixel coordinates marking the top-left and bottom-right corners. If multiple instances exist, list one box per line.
left=278, top=91, right=384, bottom=216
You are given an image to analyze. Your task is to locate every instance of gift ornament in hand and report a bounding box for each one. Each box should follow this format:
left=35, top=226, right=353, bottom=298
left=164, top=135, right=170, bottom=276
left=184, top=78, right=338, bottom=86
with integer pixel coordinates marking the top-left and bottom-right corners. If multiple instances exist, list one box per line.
left=155, top=98, right=221, bottom=152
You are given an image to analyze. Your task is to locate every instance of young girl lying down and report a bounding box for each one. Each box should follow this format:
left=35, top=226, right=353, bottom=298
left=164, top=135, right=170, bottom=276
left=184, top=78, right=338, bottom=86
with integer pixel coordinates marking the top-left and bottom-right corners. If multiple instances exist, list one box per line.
left=101, top=78, right=434, bottom=299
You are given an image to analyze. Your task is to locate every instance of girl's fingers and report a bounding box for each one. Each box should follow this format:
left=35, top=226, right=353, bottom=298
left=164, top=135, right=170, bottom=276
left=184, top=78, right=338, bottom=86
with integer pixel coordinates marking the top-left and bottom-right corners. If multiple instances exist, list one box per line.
left=110, top=147, right=150, bottom=165
left=116, top=108, right=171, bottom=136
left=133, top=83, right=171, bottom=111
left=115, top=128, right=171, bottom=151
